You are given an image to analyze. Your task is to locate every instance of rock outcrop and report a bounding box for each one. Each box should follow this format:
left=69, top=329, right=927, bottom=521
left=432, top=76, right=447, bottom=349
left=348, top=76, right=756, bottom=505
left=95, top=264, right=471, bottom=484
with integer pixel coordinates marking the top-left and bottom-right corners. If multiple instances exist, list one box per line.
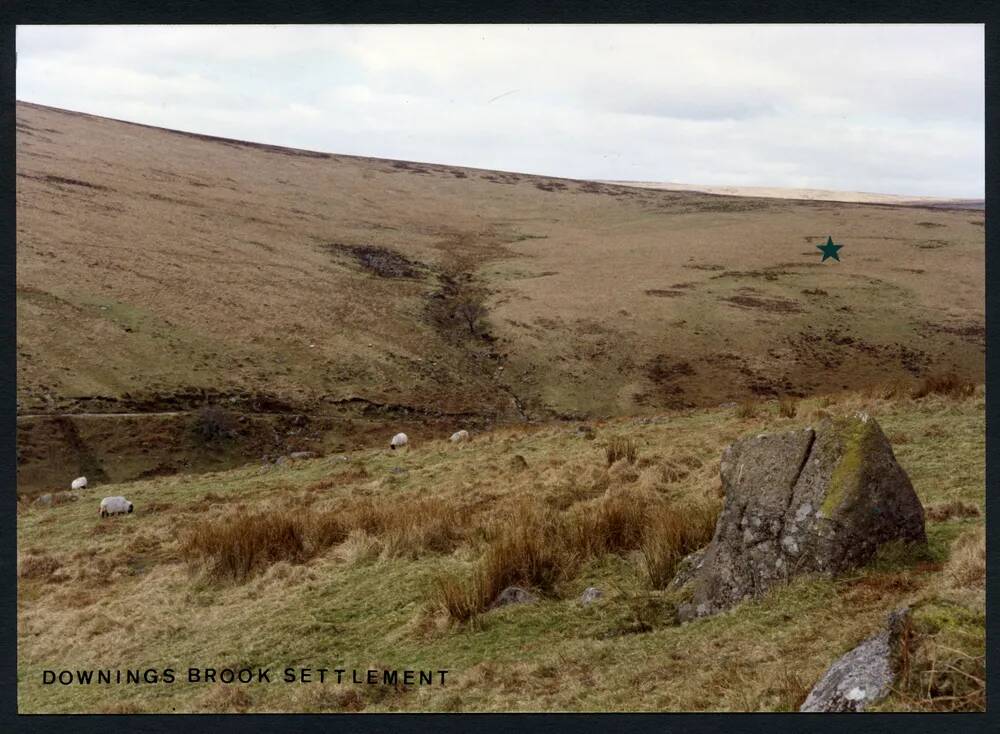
left=678, top=413, right=926, bottom=621
left=801, top=607, right=912, bottom=712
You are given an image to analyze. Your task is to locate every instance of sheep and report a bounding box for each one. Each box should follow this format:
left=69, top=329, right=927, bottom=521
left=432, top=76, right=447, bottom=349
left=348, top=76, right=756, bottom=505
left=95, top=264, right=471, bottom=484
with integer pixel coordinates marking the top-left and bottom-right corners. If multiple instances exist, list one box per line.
left=99, top=496, right=133, bottom=518
left=70, top=476, right=88, bottom=491
left=449, top=430, right=470, bottom=443
left=389, top=432, right=409, bottom=450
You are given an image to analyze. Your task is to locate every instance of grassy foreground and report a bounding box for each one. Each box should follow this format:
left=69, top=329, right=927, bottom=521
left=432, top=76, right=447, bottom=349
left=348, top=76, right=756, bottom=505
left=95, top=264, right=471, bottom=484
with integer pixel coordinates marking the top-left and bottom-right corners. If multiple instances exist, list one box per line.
left=17, top=388, right=985, bottom=713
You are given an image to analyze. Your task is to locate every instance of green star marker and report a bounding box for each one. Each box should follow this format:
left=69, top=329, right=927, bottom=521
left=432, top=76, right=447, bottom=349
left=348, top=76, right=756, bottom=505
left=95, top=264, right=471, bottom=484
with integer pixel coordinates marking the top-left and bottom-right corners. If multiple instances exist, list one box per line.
left=817, top=236, right=843, bottom=262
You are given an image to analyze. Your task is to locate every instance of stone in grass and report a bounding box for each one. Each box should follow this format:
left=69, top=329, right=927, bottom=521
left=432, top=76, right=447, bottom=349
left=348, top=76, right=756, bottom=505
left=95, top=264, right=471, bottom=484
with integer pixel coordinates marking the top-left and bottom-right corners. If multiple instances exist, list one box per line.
left=489, top=586, right=538, bottom=610
left=678, top=413, right=926, bottom=622
left=579, top=587, right=603, bottom=605
left=800, top=607, right=912, bottom=712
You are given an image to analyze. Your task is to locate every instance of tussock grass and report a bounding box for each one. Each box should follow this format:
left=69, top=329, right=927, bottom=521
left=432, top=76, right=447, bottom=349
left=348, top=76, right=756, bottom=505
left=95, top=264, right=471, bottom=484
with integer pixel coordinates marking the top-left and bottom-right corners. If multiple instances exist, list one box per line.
left=605, top=437, right=638, bottom=466
left=735, top=400, right=758, bottom=419
left=18, top=554, right=61, bottom=580
left=777, top=396, right=798, bottom=418
left=180, top=510, right=313, bottom=582
left=892, top=599, right=985, bottom=711
left=433, top=491, right=721, bottom=621
left=181, top=495, right=471, bottom=581
left=925, top=499, right=980, bottom=523
left=641, top=502, right=720, bottom=589
left=911, top=373, right=976, bottom=400
left=943, top=527, right=985, bottom=591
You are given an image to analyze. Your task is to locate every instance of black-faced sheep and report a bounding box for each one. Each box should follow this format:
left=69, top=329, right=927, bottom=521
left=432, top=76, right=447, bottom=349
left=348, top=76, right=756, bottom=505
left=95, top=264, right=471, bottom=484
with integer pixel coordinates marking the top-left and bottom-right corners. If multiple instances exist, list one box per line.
left=99, top=496, right=133, bottom=518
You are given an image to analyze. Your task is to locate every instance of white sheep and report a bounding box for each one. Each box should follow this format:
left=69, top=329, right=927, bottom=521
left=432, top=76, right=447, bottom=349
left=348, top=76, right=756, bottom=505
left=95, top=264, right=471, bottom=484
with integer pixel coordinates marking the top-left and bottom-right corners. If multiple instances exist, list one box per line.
left=71, top=476, right=88, bottom=491
left=99, top=496, right=133, bottom=518
left=449, top=430, right=470, bottom=443
left=389, top=432, right=409, bottom=450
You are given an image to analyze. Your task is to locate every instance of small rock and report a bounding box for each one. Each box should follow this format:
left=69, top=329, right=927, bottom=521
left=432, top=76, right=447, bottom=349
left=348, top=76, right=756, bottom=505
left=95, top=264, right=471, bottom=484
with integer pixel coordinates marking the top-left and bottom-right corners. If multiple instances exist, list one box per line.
left=389, top=467, right=408, bottom=476
left=801, top=608, right=911, bottom=712
left=489, top=586, right=537, bottom=610
left=509, top=454, right=529, bottom=471
left=289, top=451, right=317, bottom=460
left=34, top=493, right=53, bottom=507
left=579, top=587, right=603, bottom=605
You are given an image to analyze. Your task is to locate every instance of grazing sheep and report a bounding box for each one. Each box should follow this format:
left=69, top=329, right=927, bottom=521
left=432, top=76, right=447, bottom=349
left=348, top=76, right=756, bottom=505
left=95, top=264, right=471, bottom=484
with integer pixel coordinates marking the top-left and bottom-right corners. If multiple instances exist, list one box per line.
left=71, top=476, right=88, bottom=491
left=389, top=432, right=409, bottom=450
left=449, top=430, right=470, bottom=443
left=99, top=496, right=133, bottom=518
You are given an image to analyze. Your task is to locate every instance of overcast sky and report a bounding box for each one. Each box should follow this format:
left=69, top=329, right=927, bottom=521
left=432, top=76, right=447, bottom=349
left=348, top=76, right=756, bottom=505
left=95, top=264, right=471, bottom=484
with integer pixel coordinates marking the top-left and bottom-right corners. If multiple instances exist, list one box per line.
left=16, top=25, right=984, bottom=197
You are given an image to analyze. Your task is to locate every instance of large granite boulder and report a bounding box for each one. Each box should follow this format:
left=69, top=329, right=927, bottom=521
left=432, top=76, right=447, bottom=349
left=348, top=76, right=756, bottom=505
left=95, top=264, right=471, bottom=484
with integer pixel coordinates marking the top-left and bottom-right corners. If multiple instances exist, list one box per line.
left=801, top=607, right=911, bottom=712
left=678, top=413, right=925, bottom=621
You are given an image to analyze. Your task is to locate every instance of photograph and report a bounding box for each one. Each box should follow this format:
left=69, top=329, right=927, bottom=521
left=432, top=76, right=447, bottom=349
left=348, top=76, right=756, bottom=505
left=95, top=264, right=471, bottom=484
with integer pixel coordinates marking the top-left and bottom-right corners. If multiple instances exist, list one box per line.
left=14, top=23, right=985, bottom=714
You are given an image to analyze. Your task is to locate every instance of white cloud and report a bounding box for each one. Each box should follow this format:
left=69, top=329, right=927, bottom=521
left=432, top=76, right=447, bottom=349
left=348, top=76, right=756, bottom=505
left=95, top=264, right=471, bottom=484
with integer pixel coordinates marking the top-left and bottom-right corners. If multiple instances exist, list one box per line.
left=15, top=24, right=984, bottom=197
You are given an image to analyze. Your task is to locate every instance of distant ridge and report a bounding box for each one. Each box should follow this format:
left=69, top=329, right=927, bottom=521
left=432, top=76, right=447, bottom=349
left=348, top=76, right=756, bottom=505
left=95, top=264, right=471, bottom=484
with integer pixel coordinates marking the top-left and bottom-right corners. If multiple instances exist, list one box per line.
left=598, top=180, right=984, bottom=210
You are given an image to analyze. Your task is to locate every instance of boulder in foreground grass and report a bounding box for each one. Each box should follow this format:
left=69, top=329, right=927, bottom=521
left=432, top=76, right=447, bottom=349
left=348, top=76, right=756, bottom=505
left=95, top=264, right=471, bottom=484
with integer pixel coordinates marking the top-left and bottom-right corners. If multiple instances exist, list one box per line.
left=801, top=607, right=911, bottom=712
left=678, top=413, right=926, bottom=621
left=489, top=586, right=537, bottom=610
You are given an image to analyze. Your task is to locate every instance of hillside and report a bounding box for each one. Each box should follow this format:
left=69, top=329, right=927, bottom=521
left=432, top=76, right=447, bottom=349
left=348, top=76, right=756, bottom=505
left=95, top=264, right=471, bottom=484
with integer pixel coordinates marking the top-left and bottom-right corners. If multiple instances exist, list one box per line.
left=17, top=101, right=984, bottom=425
left=15, top=102, right=985, bottom=714
left=17, top=389, right=985, bottom=712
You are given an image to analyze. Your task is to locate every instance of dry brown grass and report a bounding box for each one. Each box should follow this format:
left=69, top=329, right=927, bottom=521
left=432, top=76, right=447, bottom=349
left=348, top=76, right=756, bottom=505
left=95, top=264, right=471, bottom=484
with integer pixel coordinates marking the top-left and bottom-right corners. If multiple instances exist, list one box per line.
left=605, top=437, right=638, bottom=466
left=180, top=510, right=313, bottom=582
left=895, top=629, right=985, bottom=711
left=911, top=373, right=976, bottom=400
left=18, top=554, right=61, bottom=580
left=925, top=499, right=981, bottom=523
left=944, top=527, right=985, bottom=591
left=432, top=490, right=721, bottom=621
left=181, top=494, right=472, bottom=581
left=863, top=380, right=910, bottom=401
left=640, top=502, right=720, bottom=588
left=735, top=400, right=758, bottom=419
left=565, top=491, right=648, bottom=557
left=777, top=396, right=798, bottom=418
